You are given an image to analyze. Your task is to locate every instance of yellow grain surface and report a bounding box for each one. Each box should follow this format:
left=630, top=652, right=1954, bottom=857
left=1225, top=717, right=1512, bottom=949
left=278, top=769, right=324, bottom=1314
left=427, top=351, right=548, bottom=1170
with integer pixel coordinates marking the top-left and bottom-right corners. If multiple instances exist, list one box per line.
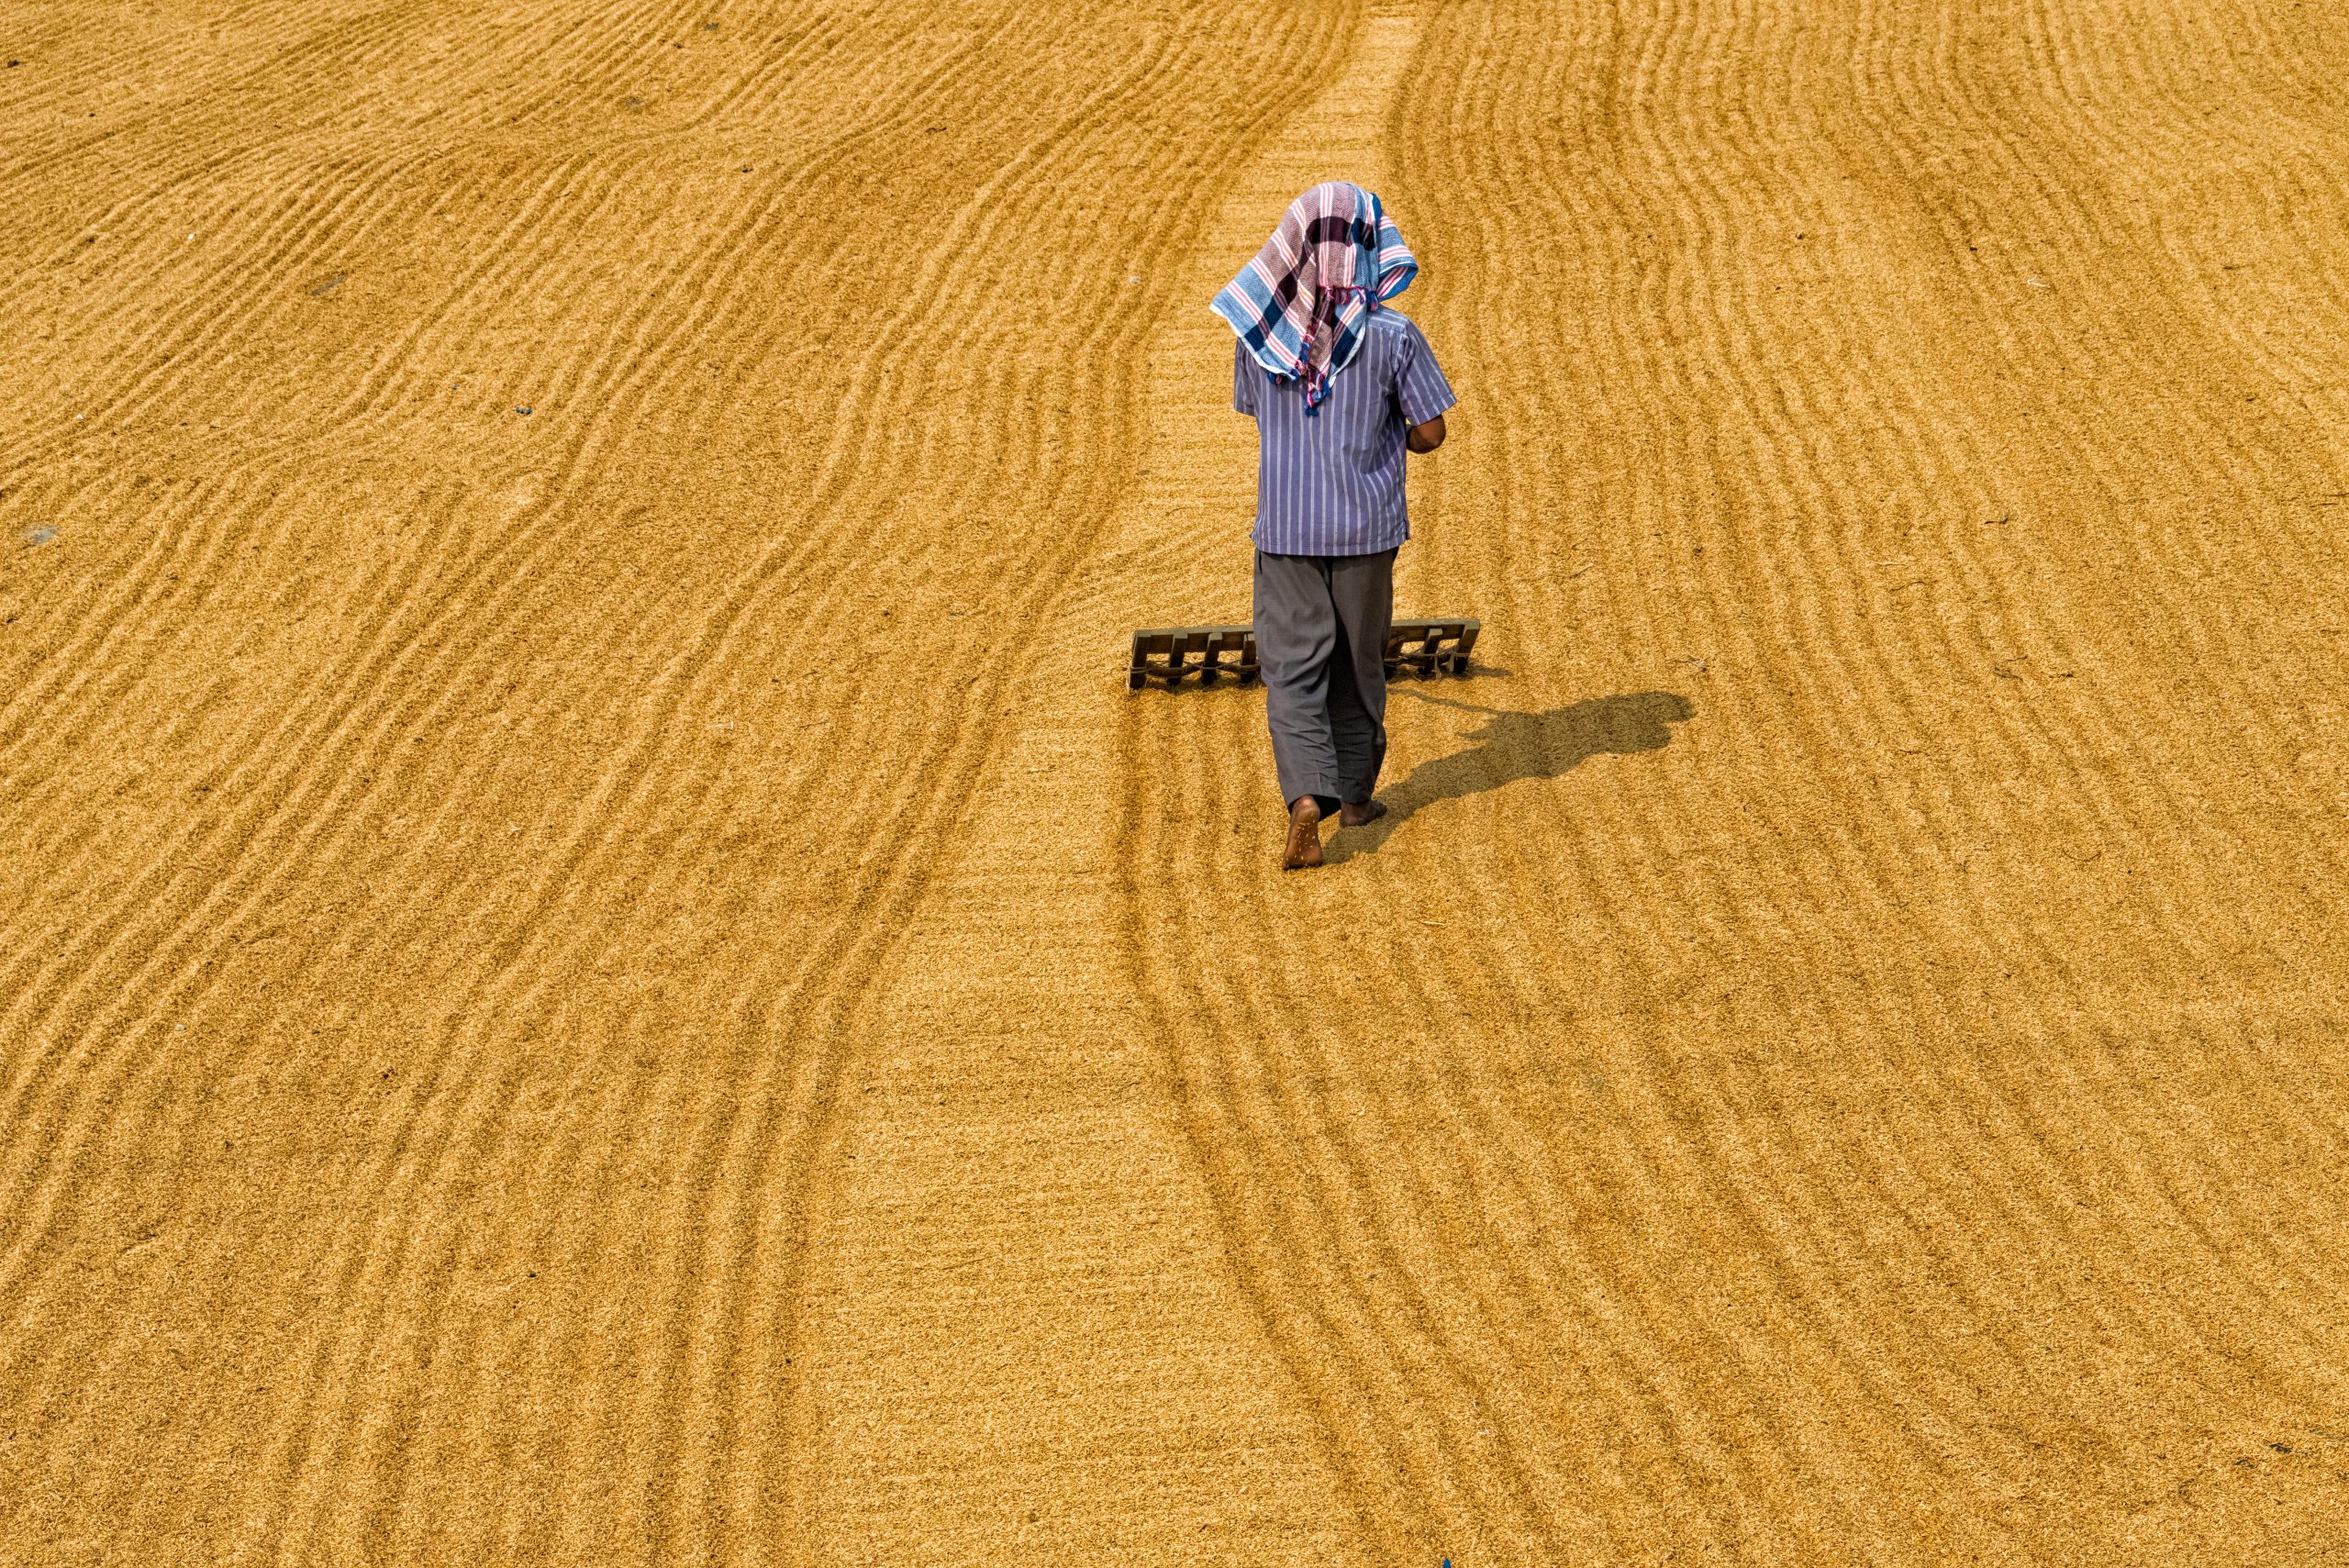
left=6, top=1, right=2349, bottom=1562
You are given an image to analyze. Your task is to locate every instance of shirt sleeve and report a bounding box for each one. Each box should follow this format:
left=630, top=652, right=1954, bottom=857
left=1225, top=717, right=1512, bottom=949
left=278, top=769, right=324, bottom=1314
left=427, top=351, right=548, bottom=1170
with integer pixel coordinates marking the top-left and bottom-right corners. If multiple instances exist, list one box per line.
left=1232, top=337, right=1259, bottom=417
left=1394, top=317, right=1457, bottom=427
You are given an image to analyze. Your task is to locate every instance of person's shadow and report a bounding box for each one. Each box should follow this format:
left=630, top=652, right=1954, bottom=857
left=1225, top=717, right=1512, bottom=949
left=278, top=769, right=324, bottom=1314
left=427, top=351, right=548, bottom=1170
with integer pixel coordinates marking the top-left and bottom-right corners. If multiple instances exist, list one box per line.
left=1328, top=688, right=1696, bottom=860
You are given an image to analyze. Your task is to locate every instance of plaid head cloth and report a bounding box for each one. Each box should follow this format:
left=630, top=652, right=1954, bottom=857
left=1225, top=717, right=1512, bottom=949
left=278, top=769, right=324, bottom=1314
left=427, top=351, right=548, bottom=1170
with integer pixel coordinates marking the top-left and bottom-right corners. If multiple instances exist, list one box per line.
left=1210, top=182, right=1418, bottom=417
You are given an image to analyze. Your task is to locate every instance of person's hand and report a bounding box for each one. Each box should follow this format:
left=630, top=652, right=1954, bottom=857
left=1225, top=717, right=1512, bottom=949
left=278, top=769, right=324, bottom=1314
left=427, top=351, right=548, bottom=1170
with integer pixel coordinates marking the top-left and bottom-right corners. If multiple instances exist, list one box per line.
left=1406, top=414, right=1446, bottom=453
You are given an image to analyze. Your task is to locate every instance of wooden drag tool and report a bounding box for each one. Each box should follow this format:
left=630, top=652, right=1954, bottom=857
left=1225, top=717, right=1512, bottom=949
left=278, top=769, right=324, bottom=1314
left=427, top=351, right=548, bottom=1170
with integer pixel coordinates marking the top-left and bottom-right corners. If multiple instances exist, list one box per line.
left=1127, top=617, right=1481, bottom=690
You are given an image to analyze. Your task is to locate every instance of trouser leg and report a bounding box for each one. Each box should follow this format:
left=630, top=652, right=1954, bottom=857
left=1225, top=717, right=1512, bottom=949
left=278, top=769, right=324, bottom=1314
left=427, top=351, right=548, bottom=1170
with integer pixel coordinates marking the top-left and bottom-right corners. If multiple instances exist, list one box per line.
left=1252, top=550, right=1344, bottom=813
left=1324, top=547, right=1395, bottom=802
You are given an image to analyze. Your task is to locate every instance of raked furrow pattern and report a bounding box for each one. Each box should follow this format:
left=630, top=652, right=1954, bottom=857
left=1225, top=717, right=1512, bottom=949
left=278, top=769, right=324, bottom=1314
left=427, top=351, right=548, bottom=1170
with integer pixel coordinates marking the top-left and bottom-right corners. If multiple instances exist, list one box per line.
left=7, top=0, right=2349, bottom=1563
left=1, top=2, right=1349, bottom=1561
left=1123, top=0, right=2349, bottom=1562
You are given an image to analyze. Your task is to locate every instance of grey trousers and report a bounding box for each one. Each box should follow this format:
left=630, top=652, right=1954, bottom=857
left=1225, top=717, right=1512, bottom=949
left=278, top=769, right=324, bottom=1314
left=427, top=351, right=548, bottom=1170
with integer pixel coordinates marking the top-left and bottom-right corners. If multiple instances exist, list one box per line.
left=1252, top=547, right=1396, bottom=813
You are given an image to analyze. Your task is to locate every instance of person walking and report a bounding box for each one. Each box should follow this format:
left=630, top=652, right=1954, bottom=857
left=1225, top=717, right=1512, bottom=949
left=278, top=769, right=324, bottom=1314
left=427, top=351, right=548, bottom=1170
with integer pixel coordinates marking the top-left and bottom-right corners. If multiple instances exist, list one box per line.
left=1213, top=181, right=1455, bottom=870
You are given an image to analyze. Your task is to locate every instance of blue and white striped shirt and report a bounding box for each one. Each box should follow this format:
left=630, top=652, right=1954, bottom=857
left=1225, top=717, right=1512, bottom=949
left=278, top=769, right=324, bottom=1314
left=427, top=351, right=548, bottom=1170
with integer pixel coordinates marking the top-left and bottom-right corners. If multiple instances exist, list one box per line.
left=1234, top=309, right=1455, bottom=556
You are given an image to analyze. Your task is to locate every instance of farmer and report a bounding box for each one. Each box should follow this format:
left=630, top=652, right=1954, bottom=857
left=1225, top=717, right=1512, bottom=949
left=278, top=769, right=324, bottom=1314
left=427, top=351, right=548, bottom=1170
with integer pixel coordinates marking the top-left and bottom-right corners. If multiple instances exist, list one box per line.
left=1214, top=181, right=1454, bottom=870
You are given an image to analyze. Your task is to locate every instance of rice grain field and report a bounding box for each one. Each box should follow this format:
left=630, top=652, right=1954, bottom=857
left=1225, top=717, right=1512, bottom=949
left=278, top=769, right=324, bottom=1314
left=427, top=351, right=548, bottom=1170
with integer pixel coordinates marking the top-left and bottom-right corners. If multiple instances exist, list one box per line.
left=6, top=0, right=2349, bottom=1562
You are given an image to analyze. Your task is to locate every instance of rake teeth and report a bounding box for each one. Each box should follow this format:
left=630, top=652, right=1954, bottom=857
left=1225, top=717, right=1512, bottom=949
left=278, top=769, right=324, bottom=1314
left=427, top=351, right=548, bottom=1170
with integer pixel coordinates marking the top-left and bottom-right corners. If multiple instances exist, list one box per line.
left=1384, top=617, right=1481, bottom=678
left=1128, top=617, right=1481, bottom=690
left=1127, top=625, right=1260, bottom=690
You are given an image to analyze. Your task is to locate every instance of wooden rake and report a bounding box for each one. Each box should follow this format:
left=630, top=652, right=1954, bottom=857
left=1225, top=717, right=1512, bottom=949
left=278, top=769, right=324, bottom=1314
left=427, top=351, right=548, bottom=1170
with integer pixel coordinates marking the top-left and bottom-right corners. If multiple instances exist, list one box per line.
left=1127, top=617, right=1481, bottom=690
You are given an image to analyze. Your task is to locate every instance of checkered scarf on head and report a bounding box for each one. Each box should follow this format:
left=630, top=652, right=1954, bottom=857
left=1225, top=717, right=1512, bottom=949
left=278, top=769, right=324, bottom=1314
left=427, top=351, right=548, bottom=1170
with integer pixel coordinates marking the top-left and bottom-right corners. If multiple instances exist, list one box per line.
left=1211, top=182, right=1418, bottom=417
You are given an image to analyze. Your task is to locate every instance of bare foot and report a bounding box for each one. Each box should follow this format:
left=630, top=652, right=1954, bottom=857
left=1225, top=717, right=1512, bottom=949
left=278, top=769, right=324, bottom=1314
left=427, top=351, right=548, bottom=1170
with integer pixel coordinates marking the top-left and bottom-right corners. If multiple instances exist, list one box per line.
left=1282, top=797, right=1324, bottom=870
left=1339, top=798, right=1386, bottom=828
